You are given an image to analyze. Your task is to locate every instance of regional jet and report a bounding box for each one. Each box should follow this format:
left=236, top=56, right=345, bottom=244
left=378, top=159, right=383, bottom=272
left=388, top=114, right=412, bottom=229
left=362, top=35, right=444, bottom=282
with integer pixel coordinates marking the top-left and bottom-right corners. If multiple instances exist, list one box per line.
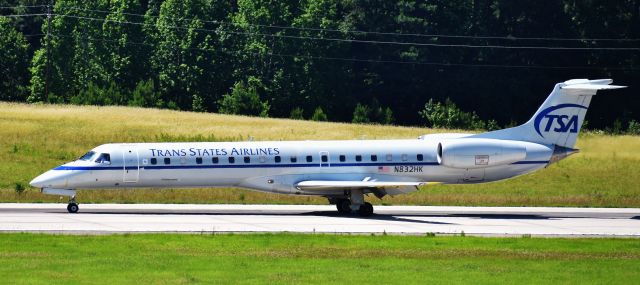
left=30, top=79, right=625, bottom=215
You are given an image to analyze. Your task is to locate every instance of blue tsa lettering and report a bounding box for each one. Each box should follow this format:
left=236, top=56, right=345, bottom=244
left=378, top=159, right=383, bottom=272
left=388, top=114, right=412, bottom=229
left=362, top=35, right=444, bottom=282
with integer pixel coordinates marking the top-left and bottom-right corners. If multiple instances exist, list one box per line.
left=534, top=104, right=587, bottom=137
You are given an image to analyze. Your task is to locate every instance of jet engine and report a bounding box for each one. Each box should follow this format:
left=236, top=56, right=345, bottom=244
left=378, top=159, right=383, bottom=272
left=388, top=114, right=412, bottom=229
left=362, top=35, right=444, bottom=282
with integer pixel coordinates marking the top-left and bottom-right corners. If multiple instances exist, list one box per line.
left=437, top=139, right=527, bottom=169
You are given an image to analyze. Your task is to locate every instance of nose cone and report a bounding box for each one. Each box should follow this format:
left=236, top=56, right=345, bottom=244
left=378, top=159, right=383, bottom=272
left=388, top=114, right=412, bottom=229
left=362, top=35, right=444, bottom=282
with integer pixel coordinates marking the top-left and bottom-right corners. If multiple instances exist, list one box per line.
left=30, top=170, right=70, bottom=189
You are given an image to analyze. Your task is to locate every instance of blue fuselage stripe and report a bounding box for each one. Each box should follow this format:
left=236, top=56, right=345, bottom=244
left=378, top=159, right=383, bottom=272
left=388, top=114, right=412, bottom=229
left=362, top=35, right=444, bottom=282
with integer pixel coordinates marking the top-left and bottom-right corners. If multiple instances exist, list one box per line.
left=511, top=161, right=549, bottom=164
left=52, top=160, right=548, bottom=171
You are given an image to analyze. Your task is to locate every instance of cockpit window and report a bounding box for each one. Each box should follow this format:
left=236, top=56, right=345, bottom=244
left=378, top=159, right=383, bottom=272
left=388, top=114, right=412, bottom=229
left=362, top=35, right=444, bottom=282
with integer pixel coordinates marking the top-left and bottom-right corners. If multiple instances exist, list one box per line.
left=79, top=151, right=96, bottom=161
left=95, top=153, right=111, bottom=163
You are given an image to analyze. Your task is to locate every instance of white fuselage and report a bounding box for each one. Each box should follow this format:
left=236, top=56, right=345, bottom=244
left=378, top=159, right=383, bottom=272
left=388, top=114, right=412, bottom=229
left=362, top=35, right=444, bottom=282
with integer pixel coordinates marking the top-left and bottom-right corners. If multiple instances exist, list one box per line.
left=30, top=136, right=553, bottom=197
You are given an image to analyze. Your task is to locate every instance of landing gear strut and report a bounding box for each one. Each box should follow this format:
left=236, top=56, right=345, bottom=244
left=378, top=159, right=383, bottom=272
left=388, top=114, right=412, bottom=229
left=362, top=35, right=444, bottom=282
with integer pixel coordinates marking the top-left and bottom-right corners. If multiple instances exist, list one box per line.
left=67, top=196, right=79, bottom=213
left=330, top=191, right=374, bottom=217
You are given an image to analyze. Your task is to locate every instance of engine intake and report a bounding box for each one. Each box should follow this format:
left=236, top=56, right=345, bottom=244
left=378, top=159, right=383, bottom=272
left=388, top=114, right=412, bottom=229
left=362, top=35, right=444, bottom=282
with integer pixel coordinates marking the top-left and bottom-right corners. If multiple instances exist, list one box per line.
left=437, top=139, right=527, bottom=169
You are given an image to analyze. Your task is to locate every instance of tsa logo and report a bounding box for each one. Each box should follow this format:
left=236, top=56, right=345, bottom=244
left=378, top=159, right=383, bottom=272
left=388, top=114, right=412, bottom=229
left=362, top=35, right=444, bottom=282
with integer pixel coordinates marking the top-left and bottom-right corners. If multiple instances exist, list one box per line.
left=534, top=104, right=587, bottom=137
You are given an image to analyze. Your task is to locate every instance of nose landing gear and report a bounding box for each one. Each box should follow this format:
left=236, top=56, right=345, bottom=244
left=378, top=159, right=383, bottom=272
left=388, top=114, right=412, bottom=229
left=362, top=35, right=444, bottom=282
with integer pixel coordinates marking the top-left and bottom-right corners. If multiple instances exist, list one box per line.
left=67, top=196, right=79, bottom=213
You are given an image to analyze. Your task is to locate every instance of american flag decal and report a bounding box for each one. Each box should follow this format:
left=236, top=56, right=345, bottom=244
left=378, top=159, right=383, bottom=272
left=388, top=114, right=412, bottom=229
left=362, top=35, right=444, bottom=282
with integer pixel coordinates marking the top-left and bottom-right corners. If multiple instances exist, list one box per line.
left=378, top=166, right=390, bottom=172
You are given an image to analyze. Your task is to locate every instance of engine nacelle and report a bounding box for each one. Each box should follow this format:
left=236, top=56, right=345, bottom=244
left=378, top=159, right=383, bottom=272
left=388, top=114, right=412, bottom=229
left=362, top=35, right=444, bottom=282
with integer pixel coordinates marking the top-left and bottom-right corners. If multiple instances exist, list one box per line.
left=437, top=139, right=527, bottom=169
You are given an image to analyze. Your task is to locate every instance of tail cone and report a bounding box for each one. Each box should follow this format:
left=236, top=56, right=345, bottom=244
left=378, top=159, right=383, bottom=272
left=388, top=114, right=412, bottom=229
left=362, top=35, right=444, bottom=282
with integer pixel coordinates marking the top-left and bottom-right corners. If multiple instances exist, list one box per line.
left=548, top=145, right=580, bottom=165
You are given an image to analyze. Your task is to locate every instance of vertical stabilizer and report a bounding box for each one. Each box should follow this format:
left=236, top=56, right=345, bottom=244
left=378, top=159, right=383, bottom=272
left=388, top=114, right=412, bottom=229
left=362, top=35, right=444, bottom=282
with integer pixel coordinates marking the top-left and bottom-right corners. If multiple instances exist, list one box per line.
left=473, top=79, right=626, bottom=148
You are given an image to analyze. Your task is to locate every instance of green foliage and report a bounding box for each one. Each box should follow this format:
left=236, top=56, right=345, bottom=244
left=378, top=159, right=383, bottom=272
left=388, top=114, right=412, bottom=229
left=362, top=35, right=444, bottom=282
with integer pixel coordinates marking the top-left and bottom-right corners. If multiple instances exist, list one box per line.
left=127, top=79, right=160, bottom=108
left=289, top=107, right=305, bottom=120
left=609, top=119, right=624, bottom=135
left=0, top=0, right=636, bottom=129
left=0, top=17, right=30, bottom=101
left=70, top=82, right=126, bottom=106
left=310, top=107, right=328, bottom=121
left=352, top=103, right=371, bottom=123
left=352, top=103, right=395, bottom=125
left=486, top=119, right=501, bottom=131
left=218, top=80, right=270, bottom=117
left=379, top=107, right=395, bottom=125
left=14, top=182, right=24, bottom=195
left=192, top=95, right=206, bottom=112
left=419, top=98, right=493, bottom=130
left=149, top=0, right=231, bottom=111
left=628, top=120, right=640, bottom=135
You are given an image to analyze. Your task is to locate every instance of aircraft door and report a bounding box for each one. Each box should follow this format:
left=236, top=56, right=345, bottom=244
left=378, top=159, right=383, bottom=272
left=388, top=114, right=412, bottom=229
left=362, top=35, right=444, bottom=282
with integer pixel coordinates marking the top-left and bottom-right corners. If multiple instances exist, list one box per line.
left=122, top=147, right=139, bottom=183
left=319, top=151, right=330, bottom=167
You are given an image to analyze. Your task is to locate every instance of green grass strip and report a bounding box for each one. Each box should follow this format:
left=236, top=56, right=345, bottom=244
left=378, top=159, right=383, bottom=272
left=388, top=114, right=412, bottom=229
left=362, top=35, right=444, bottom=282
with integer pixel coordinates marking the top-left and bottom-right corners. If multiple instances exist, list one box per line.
left=1, top=233, right=639, bottom=284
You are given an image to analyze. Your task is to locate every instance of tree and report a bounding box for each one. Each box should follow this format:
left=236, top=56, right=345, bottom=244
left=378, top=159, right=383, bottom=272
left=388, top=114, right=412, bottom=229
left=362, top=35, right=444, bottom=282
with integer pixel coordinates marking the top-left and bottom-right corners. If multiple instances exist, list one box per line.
left=128, top=79, right=160, bottom=108
left=352, top=103, right=394, bottom=124
left=419, top=98, right=487, bottom=130
left=352, top=104, right=371, bottom=123
left=310, top=107, right=328, bottom=121
left=218, top=80, right=270, bottom=117
left=3, top=0, right=638, bottom=129
left=0, top=17, right=29, bottom=101
left=28, top=0, right=150, bottom=103
left=149, top=0, right=231, bottom=111
left=289, top=107, right=304, bottom=120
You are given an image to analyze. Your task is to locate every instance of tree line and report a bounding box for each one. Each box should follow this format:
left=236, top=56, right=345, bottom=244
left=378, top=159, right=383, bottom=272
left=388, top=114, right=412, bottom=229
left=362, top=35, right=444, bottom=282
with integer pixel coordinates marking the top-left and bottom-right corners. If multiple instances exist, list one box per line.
left=0, top=0, right=638, bottom=130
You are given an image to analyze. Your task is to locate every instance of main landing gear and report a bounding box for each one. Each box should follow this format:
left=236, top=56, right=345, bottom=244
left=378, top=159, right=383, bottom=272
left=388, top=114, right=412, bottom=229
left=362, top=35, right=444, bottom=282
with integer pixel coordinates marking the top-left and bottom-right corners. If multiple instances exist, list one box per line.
left=330, top=189, right=374, bottom=217
left=67, top=196, right=79, bottom=213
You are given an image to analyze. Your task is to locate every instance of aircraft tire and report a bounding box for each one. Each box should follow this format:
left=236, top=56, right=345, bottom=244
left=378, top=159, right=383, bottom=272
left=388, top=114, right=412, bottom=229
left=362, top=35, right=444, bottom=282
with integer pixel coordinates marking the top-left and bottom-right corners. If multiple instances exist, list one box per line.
left=358, top=202, right=373, bottom=217
left=67, top=203, right=79, bottom=213
left=336, top=199, right=351, bottom=214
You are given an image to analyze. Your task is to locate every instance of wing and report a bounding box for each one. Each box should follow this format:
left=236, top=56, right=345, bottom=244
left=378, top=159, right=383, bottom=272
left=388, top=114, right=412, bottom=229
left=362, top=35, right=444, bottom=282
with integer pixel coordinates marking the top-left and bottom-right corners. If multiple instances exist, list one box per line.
left=295, top=179, right=441, bottom=196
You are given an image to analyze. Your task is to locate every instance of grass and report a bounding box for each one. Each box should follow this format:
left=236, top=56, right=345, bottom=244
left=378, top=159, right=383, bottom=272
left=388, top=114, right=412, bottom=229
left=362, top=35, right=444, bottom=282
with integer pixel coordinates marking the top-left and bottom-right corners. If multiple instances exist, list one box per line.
left=1, top=102, right=639, bottom=207
left=0, top=233, right=639, bottom=284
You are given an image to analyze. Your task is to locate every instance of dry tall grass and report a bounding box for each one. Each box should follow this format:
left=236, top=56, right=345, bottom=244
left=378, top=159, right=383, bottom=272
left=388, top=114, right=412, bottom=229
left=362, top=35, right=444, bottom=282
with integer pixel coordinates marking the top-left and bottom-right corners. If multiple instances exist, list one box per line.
left=1, top=102, right=639, bottom=207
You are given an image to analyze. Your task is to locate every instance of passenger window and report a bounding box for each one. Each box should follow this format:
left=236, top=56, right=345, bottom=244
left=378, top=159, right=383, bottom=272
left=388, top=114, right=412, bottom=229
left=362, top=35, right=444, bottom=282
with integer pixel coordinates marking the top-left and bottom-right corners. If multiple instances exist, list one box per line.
left=339, top=155, right=346, bottom=162
left=164, top=157, right=171, bottom=165
left=95, top=153, right=111, bottom=164
left=371, top=155, right=377, bottom=162
left=306, top=155, right=313, bottom=162
left=259, top=156, right=267, bottom=163
left=355, top=155, right=362, bottom=162
left=290, top=156, right=297, bottom=163
left=212, top=157, right=219, bottom=164
left=275, top=156, right=281, bottom=163
left=180, top=157, right=187, bottom=164
left=386, top=154, right=393, bottom=161
left=244, top=156, right=250, bottom=163
left=150, top=158, right=157, bottom=165
left=417, top=154, right=424, bottom=161
left=228, top=157, right=235, bottom=163
left=196, top=157, right=203, bottom=164
left=401, top=154, right=408, bottom=161
left=321, top=155, right=328, bottom=162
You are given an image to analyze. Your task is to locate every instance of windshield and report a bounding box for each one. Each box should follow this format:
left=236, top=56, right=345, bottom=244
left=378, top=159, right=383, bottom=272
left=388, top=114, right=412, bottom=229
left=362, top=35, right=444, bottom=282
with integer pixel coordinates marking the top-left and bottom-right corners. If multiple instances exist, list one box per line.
left=78, top=151, right=96, bottom=161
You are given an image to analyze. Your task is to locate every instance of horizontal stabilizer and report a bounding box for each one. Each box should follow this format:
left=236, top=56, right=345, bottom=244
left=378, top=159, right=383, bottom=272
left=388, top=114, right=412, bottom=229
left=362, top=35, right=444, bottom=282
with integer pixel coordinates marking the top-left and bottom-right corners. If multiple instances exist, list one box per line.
left=561, top=84, right=626, bottom=90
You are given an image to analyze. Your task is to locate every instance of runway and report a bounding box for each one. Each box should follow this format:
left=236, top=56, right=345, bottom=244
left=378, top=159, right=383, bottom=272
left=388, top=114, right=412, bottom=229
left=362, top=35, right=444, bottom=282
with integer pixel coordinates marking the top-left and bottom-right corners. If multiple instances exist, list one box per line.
left=1, top=203, right=639, bottom=237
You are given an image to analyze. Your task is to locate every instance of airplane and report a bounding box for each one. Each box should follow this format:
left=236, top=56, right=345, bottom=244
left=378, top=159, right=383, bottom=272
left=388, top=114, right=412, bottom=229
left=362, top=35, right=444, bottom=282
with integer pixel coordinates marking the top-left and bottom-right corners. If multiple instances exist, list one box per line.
left=30, top=79, right=625, bottom=215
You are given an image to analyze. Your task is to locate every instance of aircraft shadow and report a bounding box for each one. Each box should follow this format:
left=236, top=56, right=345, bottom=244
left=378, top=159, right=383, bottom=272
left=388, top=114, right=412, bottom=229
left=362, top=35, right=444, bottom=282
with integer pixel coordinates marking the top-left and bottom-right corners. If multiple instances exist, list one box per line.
left=43, top=210, right=574, bottom=224
left=60, top=210, right=459, bottom=225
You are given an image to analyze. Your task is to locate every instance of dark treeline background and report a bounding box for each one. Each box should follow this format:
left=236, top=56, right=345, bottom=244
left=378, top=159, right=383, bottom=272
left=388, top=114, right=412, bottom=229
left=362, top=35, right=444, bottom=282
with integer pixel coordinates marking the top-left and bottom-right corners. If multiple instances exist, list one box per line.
left=0, top=0, right=638, bottom=130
